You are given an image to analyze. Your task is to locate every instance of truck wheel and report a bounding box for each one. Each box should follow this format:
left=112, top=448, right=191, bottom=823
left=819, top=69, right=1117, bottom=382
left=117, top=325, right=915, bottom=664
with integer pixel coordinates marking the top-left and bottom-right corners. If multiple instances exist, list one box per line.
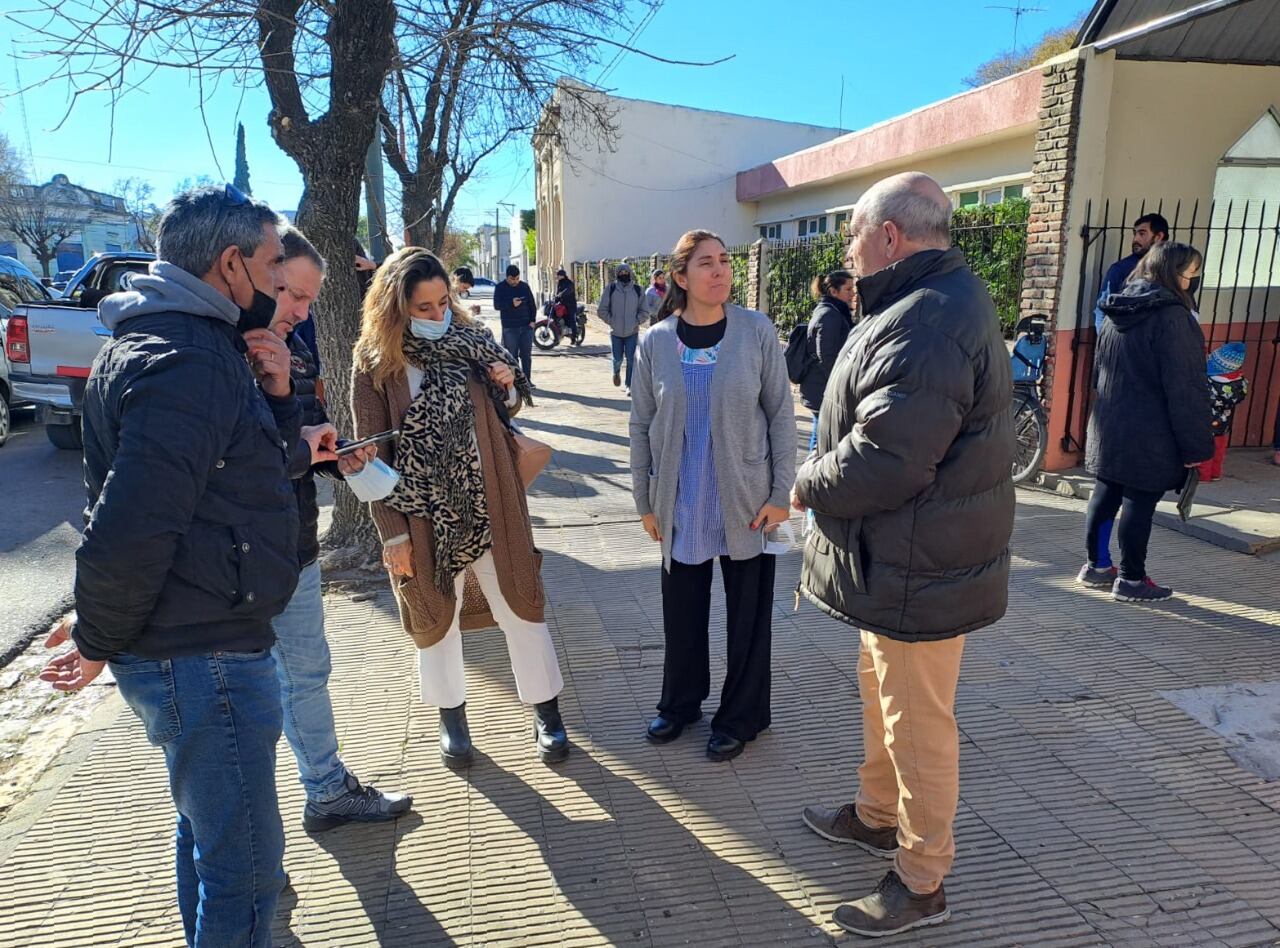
left=0, top=394, right=9, bottom=447
left=47, top=420, right=83, bottom=451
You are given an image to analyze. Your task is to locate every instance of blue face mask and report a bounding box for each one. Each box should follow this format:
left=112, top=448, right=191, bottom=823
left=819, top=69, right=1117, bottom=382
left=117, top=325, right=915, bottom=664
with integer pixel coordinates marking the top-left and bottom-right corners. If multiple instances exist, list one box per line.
left=409, top=308, right=452, bottom=341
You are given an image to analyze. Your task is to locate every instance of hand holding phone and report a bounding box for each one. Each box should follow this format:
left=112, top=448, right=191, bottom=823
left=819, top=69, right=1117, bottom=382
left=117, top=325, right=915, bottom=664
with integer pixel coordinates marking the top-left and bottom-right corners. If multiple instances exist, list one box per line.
left=336, top=429, right=399, bottom=456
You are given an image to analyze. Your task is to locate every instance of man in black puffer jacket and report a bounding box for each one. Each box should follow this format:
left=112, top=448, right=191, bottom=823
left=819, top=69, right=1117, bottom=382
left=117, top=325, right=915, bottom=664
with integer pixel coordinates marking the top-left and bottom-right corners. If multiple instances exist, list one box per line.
left=792, top=173, right=1014, bottom=939
left=269, top=226, right=413, bottom=832
left=39, top=186, right=333, bottom=945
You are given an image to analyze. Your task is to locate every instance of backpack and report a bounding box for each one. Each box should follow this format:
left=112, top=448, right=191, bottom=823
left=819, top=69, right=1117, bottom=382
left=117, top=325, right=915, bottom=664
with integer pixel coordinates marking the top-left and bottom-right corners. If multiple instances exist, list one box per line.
left=784, top=321, right=813, bottom=384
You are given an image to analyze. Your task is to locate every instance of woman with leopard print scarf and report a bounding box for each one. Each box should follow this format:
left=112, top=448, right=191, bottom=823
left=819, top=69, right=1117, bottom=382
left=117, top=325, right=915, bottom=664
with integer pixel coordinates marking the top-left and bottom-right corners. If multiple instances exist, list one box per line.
left=351, top=248, right=569, bottom=767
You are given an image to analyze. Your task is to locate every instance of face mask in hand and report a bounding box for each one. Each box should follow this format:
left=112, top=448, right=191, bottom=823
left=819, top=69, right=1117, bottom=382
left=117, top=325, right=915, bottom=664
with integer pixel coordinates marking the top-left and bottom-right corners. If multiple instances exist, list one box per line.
left=345, top=457, right=401, bottom=502
left=234, top=252, right=279, bottom=333
left=409, top=308, right=452, bottom=341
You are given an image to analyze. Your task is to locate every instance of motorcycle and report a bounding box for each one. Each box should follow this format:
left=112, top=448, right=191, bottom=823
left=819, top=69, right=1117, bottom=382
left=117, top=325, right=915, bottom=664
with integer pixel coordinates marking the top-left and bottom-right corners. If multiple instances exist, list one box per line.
left=534, top=299, right=587, bottom=350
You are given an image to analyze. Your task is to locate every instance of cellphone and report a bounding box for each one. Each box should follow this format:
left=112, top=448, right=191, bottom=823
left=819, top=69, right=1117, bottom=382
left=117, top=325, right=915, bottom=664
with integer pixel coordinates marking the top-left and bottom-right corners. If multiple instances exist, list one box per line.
left=336, top=429, right=399, bottom=456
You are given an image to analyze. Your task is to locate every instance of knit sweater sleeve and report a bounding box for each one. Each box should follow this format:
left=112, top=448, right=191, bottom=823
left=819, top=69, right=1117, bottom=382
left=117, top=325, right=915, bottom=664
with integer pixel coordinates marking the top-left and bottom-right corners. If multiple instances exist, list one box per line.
left=351, top=367, right=411, bottom=544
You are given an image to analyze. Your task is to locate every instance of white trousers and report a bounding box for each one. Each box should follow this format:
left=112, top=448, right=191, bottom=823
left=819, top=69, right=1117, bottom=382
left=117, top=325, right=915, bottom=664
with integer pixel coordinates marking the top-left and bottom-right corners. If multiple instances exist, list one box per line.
left=417, top=550, right=564, bottom=708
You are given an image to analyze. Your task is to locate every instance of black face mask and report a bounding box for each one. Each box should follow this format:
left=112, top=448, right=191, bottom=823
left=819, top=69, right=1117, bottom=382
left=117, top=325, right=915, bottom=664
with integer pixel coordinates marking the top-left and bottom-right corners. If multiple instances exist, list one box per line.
left=1187, top=276, right=1201, bottom=296
left=618, top=274, right=632, bottom=284
left=233, top=252, right=278, bottom=333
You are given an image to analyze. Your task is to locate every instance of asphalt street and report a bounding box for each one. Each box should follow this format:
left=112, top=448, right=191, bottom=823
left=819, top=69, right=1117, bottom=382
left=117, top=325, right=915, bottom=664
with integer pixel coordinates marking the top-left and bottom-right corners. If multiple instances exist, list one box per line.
left=0, top=409, right=85, bottom=663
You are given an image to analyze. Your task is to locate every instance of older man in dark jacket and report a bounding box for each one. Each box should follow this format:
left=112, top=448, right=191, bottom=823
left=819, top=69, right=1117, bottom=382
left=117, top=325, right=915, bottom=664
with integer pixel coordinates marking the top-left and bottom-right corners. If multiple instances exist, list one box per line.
left=792, top=172, right=1014, bottom=939
left=39, top=186, right=329, bottom=947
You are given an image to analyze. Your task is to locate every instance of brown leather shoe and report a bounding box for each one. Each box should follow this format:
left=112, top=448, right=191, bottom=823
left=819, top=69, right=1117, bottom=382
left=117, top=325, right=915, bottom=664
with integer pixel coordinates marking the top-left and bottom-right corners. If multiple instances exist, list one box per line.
left=802, top=803, right=898, bottom=858
left=833, top=870, right=949, bottom=938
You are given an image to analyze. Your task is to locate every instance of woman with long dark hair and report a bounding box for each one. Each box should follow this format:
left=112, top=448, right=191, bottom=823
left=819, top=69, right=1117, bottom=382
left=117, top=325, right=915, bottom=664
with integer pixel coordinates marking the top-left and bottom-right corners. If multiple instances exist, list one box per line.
left=1083, top=241, right=1213, bottom=602
left=630, top=230, right=796, bottom=763
left=352, top=248, right=570, bottom=768
left=801, top=269, right=857, bottom=450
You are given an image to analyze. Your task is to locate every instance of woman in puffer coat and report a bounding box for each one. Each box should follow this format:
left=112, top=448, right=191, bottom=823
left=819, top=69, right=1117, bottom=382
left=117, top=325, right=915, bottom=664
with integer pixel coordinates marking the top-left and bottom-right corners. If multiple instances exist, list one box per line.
left=1083, top=242, right=1213, bottom=603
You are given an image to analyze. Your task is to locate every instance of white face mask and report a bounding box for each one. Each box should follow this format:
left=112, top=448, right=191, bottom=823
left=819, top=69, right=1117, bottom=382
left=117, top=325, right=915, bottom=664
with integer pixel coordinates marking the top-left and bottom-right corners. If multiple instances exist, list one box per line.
left=409, top=308, right=452, bottom=340
left=345, top=457, right=401, bottom=502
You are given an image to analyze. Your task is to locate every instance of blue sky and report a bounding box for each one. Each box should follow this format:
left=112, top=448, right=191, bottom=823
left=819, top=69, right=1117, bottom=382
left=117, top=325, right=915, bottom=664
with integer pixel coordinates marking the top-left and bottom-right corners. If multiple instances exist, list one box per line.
left=0, top=0, right=1088, bottom=237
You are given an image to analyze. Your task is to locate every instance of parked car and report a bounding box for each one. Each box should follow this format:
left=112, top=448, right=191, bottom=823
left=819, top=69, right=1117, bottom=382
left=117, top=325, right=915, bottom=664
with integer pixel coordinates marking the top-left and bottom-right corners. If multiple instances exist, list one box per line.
left=0, top=255, right=54, bottom=447
left=4, top=251, right=154, bottom=449
left=464, top=276, right=497, bottom=300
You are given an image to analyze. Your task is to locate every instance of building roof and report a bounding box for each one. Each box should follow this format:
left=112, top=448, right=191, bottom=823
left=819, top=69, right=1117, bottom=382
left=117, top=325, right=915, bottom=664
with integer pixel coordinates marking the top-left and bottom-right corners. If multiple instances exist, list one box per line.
left=736, top=68, right=1042, bottom=203
left=1077, top=0, right=1279, bottom=66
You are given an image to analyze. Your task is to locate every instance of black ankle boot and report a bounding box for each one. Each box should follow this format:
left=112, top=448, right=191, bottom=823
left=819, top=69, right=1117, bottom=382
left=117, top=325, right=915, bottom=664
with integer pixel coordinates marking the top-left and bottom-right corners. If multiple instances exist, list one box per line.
left=533, top=697, right=570, bottom=764
left=439, top=703, right=473, bottom=770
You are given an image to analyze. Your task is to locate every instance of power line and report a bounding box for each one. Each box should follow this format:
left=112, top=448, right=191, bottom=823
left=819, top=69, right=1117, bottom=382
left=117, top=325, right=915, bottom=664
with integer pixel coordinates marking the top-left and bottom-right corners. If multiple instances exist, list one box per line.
left=594, top=2, right=664, bottom=87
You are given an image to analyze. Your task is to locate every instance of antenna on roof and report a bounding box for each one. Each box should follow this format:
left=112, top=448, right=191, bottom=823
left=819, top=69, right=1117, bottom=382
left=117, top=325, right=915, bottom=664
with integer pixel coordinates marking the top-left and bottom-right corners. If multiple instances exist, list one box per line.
left=986, top=3, right=1047, bottom=53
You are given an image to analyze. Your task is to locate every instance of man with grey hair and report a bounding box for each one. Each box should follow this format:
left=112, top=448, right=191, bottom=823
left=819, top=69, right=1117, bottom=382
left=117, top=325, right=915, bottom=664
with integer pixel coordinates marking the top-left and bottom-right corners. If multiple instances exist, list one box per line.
left=39, top=184, right=332, bottom=946
left=792, top=172, right=1014, bottom=938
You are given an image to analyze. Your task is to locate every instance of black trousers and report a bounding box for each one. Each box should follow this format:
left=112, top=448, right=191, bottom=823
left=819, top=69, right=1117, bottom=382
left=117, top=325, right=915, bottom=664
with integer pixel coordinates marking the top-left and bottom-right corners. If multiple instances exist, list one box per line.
left=658, top=554, right=775, bottom=741
left=1085, top=478, right=1164, bottom=581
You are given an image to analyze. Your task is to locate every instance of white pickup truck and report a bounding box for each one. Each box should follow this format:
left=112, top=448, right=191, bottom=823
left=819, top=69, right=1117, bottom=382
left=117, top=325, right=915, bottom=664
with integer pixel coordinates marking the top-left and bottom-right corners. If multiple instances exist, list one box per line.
left=4, top=252, right=155, bottom=449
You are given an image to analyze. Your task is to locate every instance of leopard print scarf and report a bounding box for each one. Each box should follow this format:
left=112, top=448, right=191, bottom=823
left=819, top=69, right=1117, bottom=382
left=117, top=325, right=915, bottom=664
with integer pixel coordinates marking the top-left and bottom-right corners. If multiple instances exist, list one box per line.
left=385, top=320, right=533, bottom=593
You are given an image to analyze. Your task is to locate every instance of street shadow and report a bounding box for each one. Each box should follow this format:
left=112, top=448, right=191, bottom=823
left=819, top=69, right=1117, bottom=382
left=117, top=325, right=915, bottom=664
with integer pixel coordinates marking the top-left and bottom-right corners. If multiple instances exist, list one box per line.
left=517, top=416, right=630, bottom=449
left=467, top=749, right=829, bottom=945
left=534, top=388, right=632, bottom=412
left=271, top=876, right=301, bottom=947
left=310, top=812, right=457, bottom=947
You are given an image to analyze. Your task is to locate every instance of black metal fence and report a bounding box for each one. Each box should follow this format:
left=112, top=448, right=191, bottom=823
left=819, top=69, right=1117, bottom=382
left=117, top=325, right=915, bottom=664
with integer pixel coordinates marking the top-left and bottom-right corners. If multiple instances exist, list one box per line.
left=1064, top=197, right=1280, bottom=451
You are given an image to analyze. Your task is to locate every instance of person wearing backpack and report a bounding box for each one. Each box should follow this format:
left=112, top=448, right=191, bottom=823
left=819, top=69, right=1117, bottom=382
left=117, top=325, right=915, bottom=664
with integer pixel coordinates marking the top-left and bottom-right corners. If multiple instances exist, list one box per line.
left=801, top=270, right=857, bottom=450
left=598, top=262, right=645, bottom=393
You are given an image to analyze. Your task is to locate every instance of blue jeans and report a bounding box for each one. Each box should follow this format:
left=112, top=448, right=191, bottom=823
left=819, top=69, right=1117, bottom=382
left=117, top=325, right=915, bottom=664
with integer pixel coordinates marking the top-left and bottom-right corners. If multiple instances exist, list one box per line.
left=502, top=325, right=534, bottom=380
left=611, top=333, right=638, bottom=388
left=110, top=650, right=285, bottom=948
left=271, top=560, right=347, bottom=802
left=809, top=413, right=820, bottom=452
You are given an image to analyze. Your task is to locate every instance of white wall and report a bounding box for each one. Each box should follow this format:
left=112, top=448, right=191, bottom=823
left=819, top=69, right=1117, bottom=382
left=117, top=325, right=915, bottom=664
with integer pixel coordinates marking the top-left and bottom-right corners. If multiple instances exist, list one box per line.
left=542, top=89, right=841, bottom=264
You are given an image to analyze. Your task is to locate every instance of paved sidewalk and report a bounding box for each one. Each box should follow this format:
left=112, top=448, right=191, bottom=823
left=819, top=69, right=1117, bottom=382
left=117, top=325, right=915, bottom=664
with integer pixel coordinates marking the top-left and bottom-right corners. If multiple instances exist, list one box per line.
left=2, top=322, right=1279, bottom=946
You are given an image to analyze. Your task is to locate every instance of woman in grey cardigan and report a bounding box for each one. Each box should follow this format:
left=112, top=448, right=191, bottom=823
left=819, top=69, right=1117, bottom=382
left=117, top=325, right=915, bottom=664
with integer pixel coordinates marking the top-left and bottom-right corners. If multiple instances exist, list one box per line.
left=630, top=230, right=796, bottom=762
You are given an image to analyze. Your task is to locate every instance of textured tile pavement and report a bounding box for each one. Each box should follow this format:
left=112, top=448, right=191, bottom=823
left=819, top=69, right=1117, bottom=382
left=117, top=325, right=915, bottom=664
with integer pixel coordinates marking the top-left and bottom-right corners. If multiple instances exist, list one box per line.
left=1, top=321, right=1279, bottom=947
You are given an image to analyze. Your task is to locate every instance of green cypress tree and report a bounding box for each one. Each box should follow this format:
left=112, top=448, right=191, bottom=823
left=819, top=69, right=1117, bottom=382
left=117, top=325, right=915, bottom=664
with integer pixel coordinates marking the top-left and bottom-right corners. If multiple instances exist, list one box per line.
left=233, top=123, right=252, bottom=195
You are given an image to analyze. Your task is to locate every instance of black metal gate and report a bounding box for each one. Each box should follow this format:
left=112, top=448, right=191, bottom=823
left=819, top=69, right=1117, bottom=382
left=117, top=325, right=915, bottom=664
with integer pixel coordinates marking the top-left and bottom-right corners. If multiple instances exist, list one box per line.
left=1063, top=198, right=1280, bottom=451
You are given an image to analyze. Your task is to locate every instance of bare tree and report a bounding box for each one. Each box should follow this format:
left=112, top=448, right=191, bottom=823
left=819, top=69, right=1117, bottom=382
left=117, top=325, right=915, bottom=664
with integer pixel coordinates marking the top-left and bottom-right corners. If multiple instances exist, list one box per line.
left=381, top=1, right=724, bottom=252
left=0, top=133, right=22, bottom=192
left=0, top=181, right=94, bottom=277
left=113, top=177, right=161, bottom=252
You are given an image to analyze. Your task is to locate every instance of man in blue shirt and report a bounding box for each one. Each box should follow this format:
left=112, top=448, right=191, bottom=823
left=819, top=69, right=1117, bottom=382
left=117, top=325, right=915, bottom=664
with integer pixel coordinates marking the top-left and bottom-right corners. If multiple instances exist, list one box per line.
left=1092, top=213, right=1169, bottom=332
left=494, top=264, right=537, bottom=381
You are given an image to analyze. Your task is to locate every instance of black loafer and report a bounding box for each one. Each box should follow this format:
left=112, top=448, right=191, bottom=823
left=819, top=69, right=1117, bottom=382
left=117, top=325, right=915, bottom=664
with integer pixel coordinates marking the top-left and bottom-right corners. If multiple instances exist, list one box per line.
left=646, top=714, right=699, bottom=744
left=706, top=732, right=745, bottom=762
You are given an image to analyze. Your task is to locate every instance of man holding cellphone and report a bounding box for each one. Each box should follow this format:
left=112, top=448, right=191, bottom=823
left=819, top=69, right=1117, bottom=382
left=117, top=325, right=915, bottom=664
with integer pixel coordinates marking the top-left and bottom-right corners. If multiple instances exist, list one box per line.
left=494, top=263, right=537, bottom=381
left=40, top=185, right=308, bottom=946
left=269, top=227, right=413, bottom=832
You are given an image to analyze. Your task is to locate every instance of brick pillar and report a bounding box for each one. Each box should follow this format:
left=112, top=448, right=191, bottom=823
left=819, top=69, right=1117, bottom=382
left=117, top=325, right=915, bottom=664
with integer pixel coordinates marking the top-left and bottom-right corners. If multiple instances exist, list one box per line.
left=748, top=238, right=770, bottom=314
left=1020, top=55, right=1086, bottom=425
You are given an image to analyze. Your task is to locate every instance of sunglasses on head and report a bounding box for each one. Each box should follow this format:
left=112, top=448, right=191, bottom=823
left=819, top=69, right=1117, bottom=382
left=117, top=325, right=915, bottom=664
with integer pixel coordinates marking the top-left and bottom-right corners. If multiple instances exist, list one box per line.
left=223, top=183, right=250, bottom=207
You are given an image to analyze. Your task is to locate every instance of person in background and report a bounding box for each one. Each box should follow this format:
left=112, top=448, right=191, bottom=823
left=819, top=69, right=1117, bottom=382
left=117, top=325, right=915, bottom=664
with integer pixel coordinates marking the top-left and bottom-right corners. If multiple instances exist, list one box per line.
left=800, top=269, right=857, bottom=451
left=1197, top=341, right=1248, bottom=483
left=40, top=185, right=315, bottom=947
left=1084, top=213, right=1171, bottom=586
left=630, top=230, right=795, bottom=764
left=269, top=226, right=414, bottom=832
left=355, top=238, right=378, bottom=295
left=494, top=263, right=536, bottom=381
left=352, top=248, right=570, bottom=768
left=452, top=265, right=483, bottom=319
left=1083, top=241, right=1213, bottom=601
left=598, top=261, right=645, bottom=393
left=644, top=268, right=667, bottom=326
left=794, top=172, right=1014, bottom=939
left=554, top=267, right=579, bottom=339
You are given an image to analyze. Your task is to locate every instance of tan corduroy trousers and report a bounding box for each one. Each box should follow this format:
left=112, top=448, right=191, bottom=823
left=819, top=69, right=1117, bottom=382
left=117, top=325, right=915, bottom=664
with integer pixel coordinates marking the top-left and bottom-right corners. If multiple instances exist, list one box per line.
left=853, top=630, right=966, bottom=895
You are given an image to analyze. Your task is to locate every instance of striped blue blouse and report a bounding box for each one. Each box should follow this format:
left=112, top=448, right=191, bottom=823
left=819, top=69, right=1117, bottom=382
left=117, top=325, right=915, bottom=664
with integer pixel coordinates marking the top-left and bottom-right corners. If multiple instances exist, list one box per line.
left=671, top=340, right=728, bottom=565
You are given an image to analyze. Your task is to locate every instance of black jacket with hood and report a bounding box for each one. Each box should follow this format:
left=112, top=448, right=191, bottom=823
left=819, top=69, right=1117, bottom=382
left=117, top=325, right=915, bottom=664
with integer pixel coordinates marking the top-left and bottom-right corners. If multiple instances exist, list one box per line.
left=800, top=295, right=854, bottom=411
left=73, top=261, right=302, bottom=661
left=286, top=329, right=342, bottom=568
left=1087, top=281, right=1213, bottom=492
left=795, top=248, right=1014, bottom=642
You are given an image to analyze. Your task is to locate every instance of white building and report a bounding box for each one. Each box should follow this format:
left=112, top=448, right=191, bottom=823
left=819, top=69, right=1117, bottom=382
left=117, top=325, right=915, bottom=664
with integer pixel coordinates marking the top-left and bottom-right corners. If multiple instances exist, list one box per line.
left=474, top=224, right=512, bottom=281
left=533, top=81, right=842, bottom=284
left=0, top=174, right=135, bottom=277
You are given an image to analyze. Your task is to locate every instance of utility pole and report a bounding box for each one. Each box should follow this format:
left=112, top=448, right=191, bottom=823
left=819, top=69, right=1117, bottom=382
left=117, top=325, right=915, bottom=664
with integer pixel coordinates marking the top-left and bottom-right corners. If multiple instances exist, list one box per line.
left=364, top=136, right=388, bottom=261
left=494, top=201, right=515, bottom=280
